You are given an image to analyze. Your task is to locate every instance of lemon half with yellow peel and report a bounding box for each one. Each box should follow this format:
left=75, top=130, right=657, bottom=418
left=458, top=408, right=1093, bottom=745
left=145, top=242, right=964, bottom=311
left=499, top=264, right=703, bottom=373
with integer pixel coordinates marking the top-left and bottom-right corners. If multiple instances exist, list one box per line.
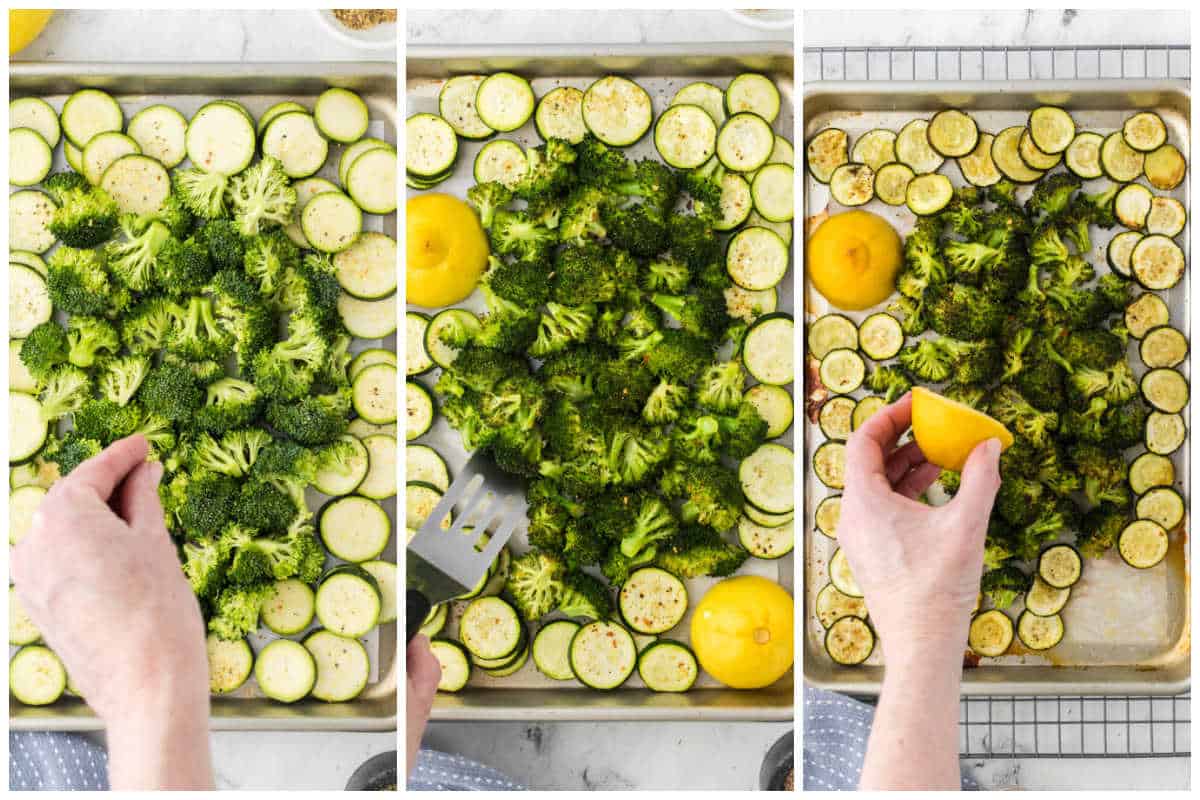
left=911, top=386, right=1014, bottom=472
left=690, top=575, right=793, bottom=689
left=406, top=193, right=489, bottom=308
left=10, top=10, right=53, bottom=56
left=806, top=209, right=902, bottom=310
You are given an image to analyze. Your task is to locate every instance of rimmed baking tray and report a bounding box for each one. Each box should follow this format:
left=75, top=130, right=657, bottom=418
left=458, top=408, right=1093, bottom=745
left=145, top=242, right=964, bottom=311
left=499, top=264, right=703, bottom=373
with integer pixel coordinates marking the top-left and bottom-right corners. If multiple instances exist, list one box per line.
left=8, top=62, right=397, bottom=731
left=803, top=81, right=1190, bottom=696
left=407, top=44, right=795, bottom=721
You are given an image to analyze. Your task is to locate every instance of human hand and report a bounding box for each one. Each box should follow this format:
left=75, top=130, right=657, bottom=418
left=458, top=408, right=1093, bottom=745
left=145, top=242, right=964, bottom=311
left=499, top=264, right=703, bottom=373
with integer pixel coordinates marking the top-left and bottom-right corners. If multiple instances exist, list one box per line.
left=11, top=436, right=211, bottom=753
left=837, top=393, right=1002, bottom=664
left=406, top=635, right=440, bottom=777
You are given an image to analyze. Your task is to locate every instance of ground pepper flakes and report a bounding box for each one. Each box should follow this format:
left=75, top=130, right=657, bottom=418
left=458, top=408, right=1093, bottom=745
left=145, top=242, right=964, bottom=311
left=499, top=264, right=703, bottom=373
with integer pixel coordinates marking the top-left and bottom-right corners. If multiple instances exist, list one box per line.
left=332, top=9, right=397, bottom=31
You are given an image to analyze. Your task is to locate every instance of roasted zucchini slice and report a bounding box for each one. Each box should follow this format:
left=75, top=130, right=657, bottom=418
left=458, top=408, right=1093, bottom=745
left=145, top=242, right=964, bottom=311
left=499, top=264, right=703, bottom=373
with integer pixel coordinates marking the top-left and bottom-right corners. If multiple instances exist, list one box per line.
left=1118, top=519, right=1170, bottom=569
left=814, top=495, right=841, bottom=539
left=968, top=609, right=1013, bottom=657
left=1099, top=131, right=1145, bottom=182
left=851, top=128, right=898, bottom=171
left=1136, top=486, right=1185, bottom=531
left=1124, top=292, right=1170, bottom=339
left=1144, top=143, right=1186, bottom=190
left=1145, top=411, right=1186, bottom=456
left=806, top=128, right=849, bottom=184
left=926, top=109, right=978, bottom=158
left=873, top=162, right=914, bottom=206
left=1130, top=234, right=1185, bottom=291
left=895, top=119, right=944, bottom=174
left=815, top=584, right=867, bottom=629
left=956, top=131, right=1002, bottom=187
left=1037, top=544, right=1082, bottom=589
left=1063, top=131, right=1104, bottom=179
left=1016, top=610, right=1064, bottom=651
left=829, top=162, right=875, bottom=207
left=1139, top=325, right=1188, bottom=369
left=1122, top=111, right=1168, bottom=152
left=1028, top=106, right=1075, bottom=154
left=825, top=615, right=875, bottom=665
left=1128, top=452, right=1175, bottom=496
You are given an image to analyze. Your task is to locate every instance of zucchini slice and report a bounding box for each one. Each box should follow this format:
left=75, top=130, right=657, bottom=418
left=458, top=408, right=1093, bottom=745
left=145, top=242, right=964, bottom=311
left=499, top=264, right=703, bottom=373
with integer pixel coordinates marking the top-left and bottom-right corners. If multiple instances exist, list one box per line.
left=206, top=633, right=254, bottom=694
left=725, top=284, right=778, bottom=323
left=1063, top=131, right=1104, bottom=179
left=257, top=100, right=306, bottom=136
left=852, top=396, right=886, bottom=430
left=339, top=292, right=397, bottom=339
left=1145, top=411, right=1186, bottom=456
left=808, top=313, right=858, bottom=359
left=1130, top=234, right=1185, bottom=290
left=302, top=191, right=362, bottom=254
left=255, top=639, right=316, bottom=703
left=406, top=113, right=459, bottom=178
left=261, top=579, right=316, bottom=636
left=619, top=567, right=688, bottom=635
left=828, top=547, right=862, bottom=598
left=851, top=128, right=898, bottom=171
left=425, top=308, right=481, bottom=369
left=319, top=495, right=391, bottom=563
left=361, top=560, right=397, bottom=624
left=744, top=505, right=792, bottom=530
left=569, top=620, right=637, bottom=690
left=927, top=109, right=978, bottom=158
left=1024, top=576, right=1071, bottom=618
left=352, top=363, right=398, bottom=425
left=858, top=313, right=904, bottom=360
left=9, top=97, right=60, bottom=149
left=60, top=88, right=123, bottom=149
left=533, top=86, right=587, bottom=144
left=1144, top=143, right=1186, bottom=190
left=1099, top=131, right=1145, bottom=182
left=818, top=348, right=866, bottom=394
left=814, top=494, right=841, bottom=539
left=724, top=73, right=781, bottom=123
left=126, top=104, right=189, bottom=168
left=10, top=645, right=67, bottom=706
left=358, top=434, right=397, bottom=501
left=1145, top=196, right=1187, bottom=237
left=895, top=119, right=944, bottom=174
left=806, top=128, right=849, bottom=184
left=739, top=443, right=794, bottom=515
left=1017, top=128, right=1062, bottom=170
left=406, top=444, right=450, bottom=492
left=906, top=173, right=954, bottom=215
left=473, top=139, right=527, bottom=189
left=824, top=616, right=874, bottom=665
left=637, top=640, right=699, bottom=692
left=459, top=596, right=523, bottom=661
left=8, top=250, right=47, bottom=277
left=1106, top=230, right=1143, bottom=278
left=1136, top=486, right=1185, bottom=531
left=439, top=75, right=494, bottom=140
left=1028, top=106, right=1075, bottom=154
left=475, top=72, right=536, bottom=133
left=716, top=112, right=775, bottom=172
left=1128, top=452, right=1175, bottom=496
left=873, top=162, right=915, bottom=206
left=711, top=169, right=753, bottom=232
left=346, top=147, right=396, bottom=215
left=306, top=630, right=371, bottom=702
left=262, top=112, right=329, bottom=178
left=991, top=126, right=1045, bottom=183
left=750, top=163, right=793, bottom=223
left=956, top=132, right=1002, bottom=187
left=406, top=380, right=435, bottom=440
left=1114, top=183, right=1153, bottom=229
left=815, top=583, right=866, bottom=628
left=8, top=394, right=47, bottom=469
left=969, top=609, right=1014, bottom=657
left=100, top=154, right=171, bottom=215
left=186, top=101, right=255, bottom=175
left=671, top=81, right=726, bottom=126
left=430, top=639, right=472, bottom=692
left=1037, top=544, right=1082, bottom=589
left=828, top=163, right=874, bottom=206
left=1123, top=111, right=1168, bottom=152
left=420, top=604, right=448, bottom=638
left=737, top=516, right=794, bottom=559
left=9, top=484, right=47, bottom=544
left=744, top=384, right=793, bottom=438
left=532, top=620, right=580, bottom=681
left=9, top=190, right=57, bottom=254
left=1125, top=292, right=1170, bottom=338
left=1118, top=519, right=1170, bottom=569
left=312, top=434, right=370, bottom=497
left=1016, top=610, right=1064, bottom=651
left=1139, top=325, right=1188, bottom=369
left=818, top=395, right=856, bottom=441
left=9, top=585, right=40, bottom=646
left=334, top=231, right=397, bottom=300
left=9, top=264, right=52, bottom=339
left=9, top=128, right=53, bottom=187
left=1141, top=368, right=1188, bottom=413
left=286, top=176, right=340, bottom=248
left=349, top=348, right=396, bottom=381
left=742, top=312, right=794, bottom=385
left=581, top=75, right=652, bottom=147
left=654, top=103, right=718, bottom=169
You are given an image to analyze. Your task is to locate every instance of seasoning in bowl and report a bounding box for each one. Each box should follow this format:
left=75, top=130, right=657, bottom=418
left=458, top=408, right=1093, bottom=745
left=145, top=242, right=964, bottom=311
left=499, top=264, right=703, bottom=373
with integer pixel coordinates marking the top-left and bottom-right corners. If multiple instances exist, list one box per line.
left=332, top=9, right=397, bottom=31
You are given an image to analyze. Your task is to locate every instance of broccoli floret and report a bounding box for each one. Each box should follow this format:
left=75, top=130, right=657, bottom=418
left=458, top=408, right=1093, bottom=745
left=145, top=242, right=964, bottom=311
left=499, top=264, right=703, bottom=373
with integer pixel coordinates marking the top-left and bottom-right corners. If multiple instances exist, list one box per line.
left=943, top=239, right=1002, bottom=284
left=642, top=328, right=713, bottom=384
left=649, top=289, right=730, bottom=343
left=526, top=499, right=571, bottom=552
left=866, top=365, right=913, bottom=403
left=899, top=339, right=955, bottom=383
left=1001, top=326, right=1034, bottom=381
left=140, top=361, right=203, bottom=423
left=505, top=550, right=567, bottom=620
left=131, top=412, right=176, bottom=457
left=43, top=432, right=102, bottom=475
left=681, top=156, right=726, bottom=219
left=196, top=218, right=245, bottom=271
left=1030, top=224, right=1071, bottom=271
left=243, top=228, right=300, bottom=300
left=558, top=184, right=609, bottom=243
left=181, top=536, right=229, bottom=599
left=1103, top=399, right=1148, bottom=450
left=593, top=357, right=656, bottom=416
left=489, top=209, right=558, bottom=266
left=71, top=399, right=141, bottom=444
left=670, top=410, right=721, bottom=463
left=266, top=388, right=350, bottom=445
left=19, top=321, right=70, bottom=382
left=926, top=283, right=1003, bottom=341
left=515, top=138, right=577, bottom=200
left=563, top=519, right=608, bottom=570
left=643, top=256, right=691, bottom=294
left=172, top=167, right=229, bottom=219
left=38, top=365, right=92, bottom=422
left=64, top=315, right=119, bottom=368
left=164, top=470, right=237, bottom=538
left=466, top=180, right=514, bottom=229
left=606, top=420, right=670, bottom=486
left=599, top=543, right=656, bottom=586
left=667, top=213, right=720, bottom=268
left=528, top=303, right=595, bottom=358
left=120, top=297, right=181, bottom=355
left=48, top=186, right=119, bottom=247
left=1076, top=506, right=1130, bottom=559
left=208, top=583, right=273, bottom=641
left=659, top=461, right=742, bottom=532
left=642, top=379, right=690, bottom=424
left=988, top=385, right=1058, bottom=448
left=1025, top=173, right=1080, bottom=222
left=227, top=156, right=296, bottom=237
left=1014, top=356, right=1066, bottom=412
left=695, top=361, right=744, bottom=413
left=556, top=572, right=613, bottom=620
left=887, top=295, right=927, bottom=336
left=716, top=401, right=769, bottom=459
left=107, top=218, right=171, bottom=291
left=167, top=296, right=234, bottom=362
left=995, top=476, right=1044, bottom=527
left=46, top=246, right=116, bottom=317
left=42, top=171, right=90, bottom=203
left=157, top=235, right=214, bottom=296
left=552, top=243, right=618, bottom=305
left=1060, top=329, right=1124, bottom=370
left=602, top=202, right=668, bottom=258
left=654, top=532, right=749, bottom=579
left=1072, top=442, right=1130, bottom=507
left=980, top=565, right=1030, bottom=610
left=252, top=312, right=328, bottom=400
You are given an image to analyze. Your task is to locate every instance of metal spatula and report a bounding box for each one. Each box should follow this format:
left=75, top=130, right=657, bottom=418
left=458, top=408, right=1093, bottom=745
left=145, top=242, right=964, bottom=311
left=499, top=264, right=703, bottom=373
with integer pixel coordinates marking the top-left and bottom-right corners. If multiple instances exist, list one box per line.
left=405, top=451, right=527, bottom=642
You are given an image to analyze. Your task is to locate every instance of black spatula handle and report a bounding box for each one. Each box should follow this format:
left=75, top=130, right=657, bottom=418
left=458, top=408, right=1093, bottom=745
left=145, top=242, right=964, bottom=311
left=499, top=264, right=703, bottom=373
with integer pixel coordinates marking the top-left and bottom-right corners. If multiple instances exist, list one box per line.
left=406, top=589, right=432, bottom=644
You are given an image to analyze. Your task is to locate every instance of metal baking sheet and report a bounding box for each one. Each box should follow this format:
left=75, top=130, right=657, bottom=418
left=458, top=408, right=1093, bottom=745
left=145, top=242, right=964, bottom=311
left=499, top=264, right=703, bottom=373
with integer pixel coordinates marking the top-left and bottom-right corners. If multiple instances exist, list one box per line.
left=407, top=44, right=795, bottom=721
left=8, top=63, right=397, bottom=731
left=803, top=81, right=1190, bottom=696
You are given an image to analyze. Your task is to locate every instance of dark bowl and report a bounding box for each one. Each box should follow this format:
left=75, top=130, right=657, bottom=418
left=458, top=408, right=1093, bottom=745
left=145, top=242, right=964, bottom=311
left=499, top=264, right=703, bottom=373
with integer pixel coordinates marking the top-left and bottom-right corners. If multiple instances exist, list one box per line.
left=759, top=729, right=794, bottom=791
left=345, top=751, right=398, bottom=791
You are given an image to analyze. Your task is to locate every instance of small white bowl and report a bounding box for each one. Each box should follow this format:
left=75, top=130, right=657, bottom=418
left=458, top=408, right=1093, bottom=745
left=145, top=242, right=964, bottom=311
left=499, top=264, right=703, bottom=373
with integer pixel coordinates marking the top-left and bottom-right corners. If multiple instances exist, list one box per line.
left=724, top=9, right=795, bottom=32
left=314, top=9, right=397, bottom=50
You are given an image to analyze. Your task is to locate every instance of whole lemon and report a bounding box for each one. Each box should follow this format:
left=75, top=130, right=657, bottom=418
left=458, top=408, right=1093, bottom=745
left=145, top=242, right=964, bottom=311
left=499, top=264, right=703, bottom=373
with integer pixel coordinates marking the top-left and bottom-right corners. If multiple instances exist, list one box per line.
left=690, top=575, right=793, bottom=689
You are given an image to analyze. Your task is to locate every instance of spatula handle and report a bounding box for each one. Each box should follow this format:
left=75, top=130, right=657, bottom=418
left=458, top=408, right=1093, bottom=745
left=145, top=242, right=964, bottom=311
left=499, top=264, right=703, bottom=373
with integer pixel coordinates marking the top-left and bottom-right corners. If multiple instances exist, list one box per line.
left=406, top=589, right=432, bottom=644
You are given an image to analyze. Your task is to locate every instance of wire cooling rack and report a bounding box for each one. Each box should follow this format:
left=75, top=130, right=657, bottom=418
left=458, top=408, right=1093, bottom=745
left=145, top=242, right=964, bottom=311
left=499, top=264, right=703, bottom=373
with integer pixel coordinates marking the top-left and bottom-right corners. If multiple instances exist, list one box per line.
left=802, top=44, right=1190, bottom=82
left=808, top=42, right=1192, bottom=759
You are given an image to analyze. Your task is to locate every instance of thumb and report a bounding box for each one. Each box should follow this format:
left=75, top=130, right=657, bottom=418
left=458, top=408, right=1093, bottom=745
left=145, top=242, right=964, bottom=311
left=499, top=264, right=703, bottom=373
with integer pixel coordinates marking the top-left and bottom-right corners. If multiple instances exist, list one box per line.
left=952, top=438, right=1003, bottom=515
left=116, top=459, right=166, bottom=531
left=407, top=635, right=441, bottom=698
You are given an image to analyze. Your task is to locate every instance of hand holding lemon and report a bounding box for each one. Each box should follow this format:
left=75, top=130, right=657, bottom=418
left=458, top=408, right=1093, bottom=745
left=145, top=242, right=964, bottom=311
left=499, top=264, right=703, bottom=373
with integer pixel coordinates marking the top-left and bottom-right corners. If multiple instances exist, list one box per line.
left=910, top=386, right=1013, bottom=472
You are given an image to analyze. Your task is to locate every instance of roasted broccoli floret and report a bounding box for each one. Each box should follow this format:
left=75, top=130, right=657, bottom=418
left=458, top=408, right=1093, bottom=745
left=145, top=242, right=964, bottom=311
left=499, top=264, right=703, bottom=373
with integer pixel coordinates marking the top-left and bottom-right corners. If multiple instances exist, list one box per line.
left=556, top=572, right=613, bottom=620
left=505, top=550, right=566, bottom=620
left=981, top=564, right=1030, bottom=610
left=465, top=180, right=514, bottom=229
left=659, top=462, right=742, bottom=532
left=642, top=379, right=690, bottom=424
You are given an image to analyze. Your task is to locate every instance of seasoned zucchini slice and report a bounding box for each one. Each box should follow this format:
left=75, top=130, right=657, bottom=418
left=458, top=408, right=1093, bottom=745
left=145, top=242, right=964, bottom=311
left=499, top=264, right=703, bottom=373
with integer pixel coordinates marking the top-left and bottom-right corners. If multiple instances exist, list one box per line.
left=1037, top=544, right=1082, bottom=589
left=806, top=128, right=849, bottom=184
left=828, top=547, right=861, bottom=598
left=1122, top=111, right=1168, bottom=152
left=991, top=126, right=1044, bottom=183
left=1125, top=292, right=1170, bottom=339
left=852, top=396, right=886, bottom=430
left=825, top=616, right=874, bottom=665
left=1028, top=106, right=1075, bottom=154
left=1130, top=234, right=1185, bottom=290
left=1145, top=411, right=1186, bottom=456
left=851, top=128, right=898, bottom=171
left=895, top=119, right=944, bottom=174
left=815, top=583, right=867, bottom=629
left=739, top=443, right=794, bottom=515
left=1106, top=230, right=1143, bottom=278
left=808, top=314, right=858, bottom=360
left=1139, top=325, right=1188, bottom=369
left=813, top=441, right=846, bottom=491
left=829, top=163, right=874, bottom=207
left=905, top=173, right=954, bottom=216
left=1145, top=196, right=1187, bottom=237
left=1114, top=182, right=1153, bottom=229
left=858, top=313, right=904, bottom=361
left=1063, top=131, right=1104, bottom=179
left=1024, top=576, right=1070, bottom=617
left=1118, top=519, right=1169, bottom=569
left=1017, top=127, right=1062, bottom=170
left=873, top=162, right=915, bottom=206
left=1144, top=143, right=1186, bottom=190
left=968, top=609, right=1013, bottom=657
left=956, top=132, right=1002, bottom=187
left=818, top=395, right=856, bottom=441
left=1136, top=486, right=1185, bottom=531
left=1141, top=368, right=1189, bottom=413
left=926, top=109, right=978, bottom=158
left=1016, top=610, right=1064, bottom=651
left=1099, top=131, right=1145, bottom=182
left=819, top=348, right=866, bottom=394
left=814, top=495, right=841, bottom=539
left=1128, top=452, right=1175, bottom=496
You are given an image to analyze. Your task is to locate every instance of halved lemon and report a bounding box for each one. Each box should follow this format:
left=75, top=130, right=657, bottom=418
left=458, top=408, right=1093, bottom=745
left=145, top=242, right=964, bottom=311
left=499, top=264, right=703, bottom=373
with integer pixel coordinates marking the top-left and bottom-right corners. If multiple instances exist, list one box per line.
left=690, top=575, right=793, bottom=689
left=911, top=386, right=1014, bottom=472
left=406, top=193, right=489, bottom=308
left=806, top=209, right=902, bottom=311
left=10, top=10, right=53, bottom=56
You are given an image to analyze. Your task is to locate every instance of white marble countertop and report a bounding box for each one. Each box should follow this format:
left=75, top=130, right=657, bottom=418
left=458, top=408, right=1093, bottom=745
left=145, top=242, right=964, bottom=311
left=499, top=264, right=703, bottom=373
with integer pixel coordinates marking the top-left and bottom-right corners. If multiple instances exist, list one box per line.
left=16, top=9, right=396, bottom=792
left=804, top=8, right=1189, bottom=792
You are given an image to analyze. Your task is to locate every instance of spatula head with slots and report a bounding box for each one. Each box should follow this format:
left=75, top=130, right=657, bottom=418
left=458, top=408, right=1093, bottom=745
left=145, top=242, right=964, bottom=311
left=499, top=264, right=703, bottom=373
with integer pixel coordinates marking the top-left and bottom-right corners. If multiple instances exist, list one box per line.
left=406, top=451, right=527, bottom=642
